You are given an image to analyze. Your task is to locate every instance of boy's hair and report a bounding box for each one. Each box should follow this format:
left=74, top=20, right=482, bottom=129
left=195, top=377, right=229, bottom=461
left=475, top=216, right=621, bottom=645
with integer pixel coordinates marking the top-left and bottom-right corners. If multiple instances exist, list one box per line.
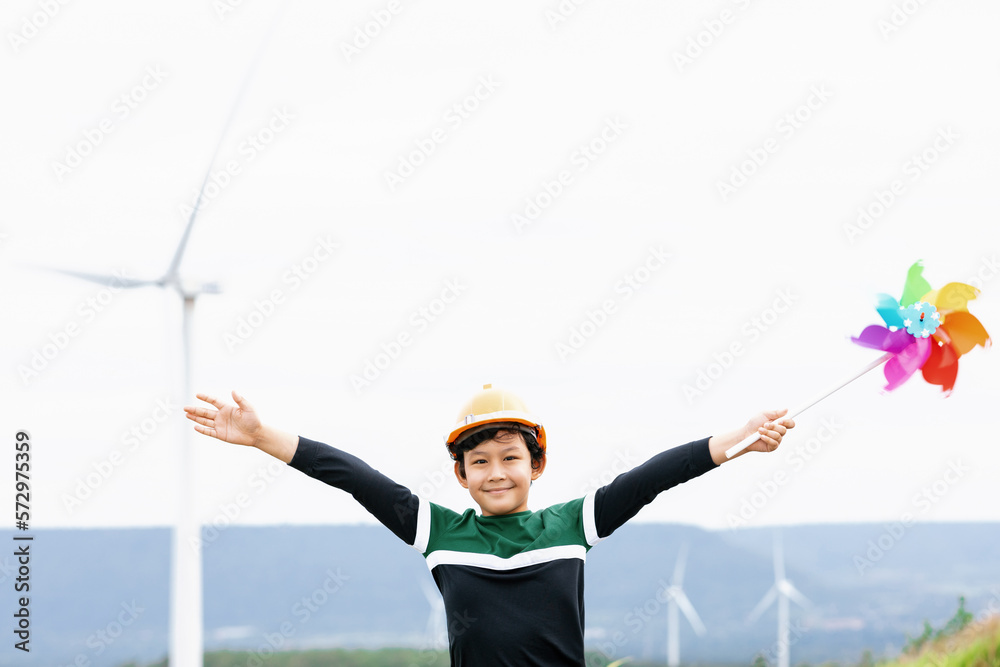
left=448, top=424, right=545, bottom=479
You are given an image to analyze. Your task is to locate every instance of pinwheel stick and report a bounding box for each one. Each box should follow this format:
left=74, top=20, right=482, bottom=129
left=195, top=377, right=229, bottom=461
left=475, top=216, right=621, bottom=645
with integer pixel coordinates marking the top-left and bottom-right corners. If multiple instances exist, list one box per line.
left=724, top=351, right=894, bottom=459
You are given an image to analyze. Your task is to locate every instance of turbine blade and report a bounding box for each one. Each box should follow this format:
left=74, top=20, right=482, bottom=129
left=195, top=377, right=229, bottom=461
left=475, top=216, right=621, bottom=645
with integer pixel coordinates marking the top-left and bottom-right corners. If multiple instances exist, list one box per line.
left=747, top=586, right=778, bottom=624
left=783, top=581, right=812, bottom=610
left=32, top=265, right=152, bottom=288
left=672, top=542, right=689, bottom=586
left=419, top=578, right=442, bottom=608
left=673, top=590, right=707, bottom=636
left=164, top=6, right=287, bottom=282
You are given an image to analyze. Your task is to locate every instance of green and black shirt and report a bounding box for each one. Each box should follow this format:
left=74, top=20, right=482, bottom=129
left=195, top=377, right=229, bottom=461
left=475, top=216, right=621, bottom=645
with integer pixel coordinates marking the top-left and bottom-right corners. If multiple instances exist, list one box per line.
left=289, top=435, right=717, bottom=666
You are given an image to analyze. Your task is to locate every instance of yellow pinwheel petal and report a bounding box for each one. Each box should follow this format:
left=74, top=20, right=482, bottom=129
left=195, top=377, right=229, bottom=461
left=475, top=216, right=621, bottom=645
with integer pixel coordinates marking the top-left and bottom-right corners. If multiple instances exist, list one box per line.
left=930, top=282, right=979, bottom=314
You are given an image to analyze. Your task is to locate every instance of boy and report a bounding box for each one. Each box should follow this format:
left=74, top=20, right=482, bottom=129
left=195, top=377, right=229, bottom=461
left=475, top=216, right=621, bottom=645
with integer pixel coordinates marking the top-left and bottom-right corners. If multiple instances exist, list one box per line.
left=185, top=384, right=793, bottom=666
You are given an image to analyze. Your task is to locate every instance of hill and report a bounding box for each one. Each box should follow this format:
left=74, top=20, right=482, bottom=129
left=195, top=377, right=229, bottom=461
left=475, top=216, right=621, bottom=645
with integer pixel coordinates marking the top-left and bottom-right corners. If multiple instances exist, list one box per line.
left=2, top=522, right=998, bottom=667
left=884, top=613, right=1000, bottom=667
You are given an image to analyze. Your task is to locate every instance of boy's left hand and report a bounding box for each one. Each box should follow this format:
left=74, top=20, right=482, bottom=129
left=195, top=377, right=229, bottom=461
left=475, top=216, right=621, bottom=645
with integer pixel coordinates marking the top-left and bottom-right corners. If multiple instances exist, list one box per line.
left=709, top=408, right=796, bottom=464
left=742, top=408, right=795, bottom=454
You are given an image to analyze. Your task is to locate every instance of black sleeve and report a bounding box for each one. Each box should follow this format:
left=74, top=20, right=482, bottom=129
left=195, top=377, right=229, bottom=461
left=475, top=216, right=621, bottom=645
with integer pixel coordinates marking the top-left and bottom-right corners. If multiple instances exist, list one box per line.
left=287, top=436, right=420, bottom=545
left=594, top=437, right=717, bottom=539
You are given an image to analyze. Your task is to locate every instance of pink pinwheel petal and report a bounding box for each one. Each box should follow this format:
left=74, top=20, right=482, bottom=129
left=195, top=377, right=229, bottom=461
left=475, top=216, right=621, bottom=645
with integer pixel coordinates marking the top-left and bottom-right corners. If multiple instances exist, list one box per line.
left=883, top=337, right=932, bottom=391
left=852, top=325, right=913, bottom=353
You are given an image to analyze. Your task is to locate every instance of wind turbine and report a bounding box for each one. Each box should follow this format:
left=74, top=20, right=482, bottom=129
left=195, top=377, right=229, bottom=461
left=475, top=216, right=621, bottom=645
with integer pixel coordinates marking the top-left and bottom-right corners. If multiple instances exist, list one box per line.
left=747, top=532, right=811, bottom=667
left=42, top=172, right=221, bottom=667
left=663, top=542, right=707, bottom=667
left=36, top=22, right=281, bottom=667
left=419, top=578, right=448, bottom=650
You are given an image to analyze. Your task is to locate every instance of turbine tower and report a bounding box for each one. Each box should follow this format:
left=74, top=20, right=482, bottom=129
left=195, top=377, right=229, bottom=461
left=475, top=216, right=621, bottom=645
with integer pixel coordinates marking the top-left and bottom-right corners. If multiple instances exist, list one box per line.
left=39, top=23, right=280, bottom=665
left=664, top=542, right=707, bottom=667
left=747, top=532, right=811, bottom=667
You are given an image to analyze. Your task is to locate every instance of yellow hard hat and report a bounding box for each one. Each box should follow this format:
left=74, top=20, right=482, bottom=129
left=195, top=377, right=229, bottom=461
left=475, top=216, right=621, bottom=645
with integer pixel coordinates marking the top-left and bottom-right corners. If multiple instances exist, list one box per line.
left=445, top=384, right=546, bottom=451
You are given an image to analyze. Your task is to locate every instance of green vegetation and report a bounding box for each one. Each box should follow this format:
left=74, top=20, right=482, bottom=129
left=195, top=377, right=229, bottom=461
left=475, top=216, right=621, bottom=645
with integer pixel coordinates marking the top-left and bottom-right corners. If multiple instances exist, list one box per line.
left=903, top=596, right=976, bottom=655
left=116, top=601, right=1000, bottom=667
left=122, top=648, right=450, bottom=667
left=877, top=600, right=1000, bottom=667
left=120, top=648, right=668, bottom=667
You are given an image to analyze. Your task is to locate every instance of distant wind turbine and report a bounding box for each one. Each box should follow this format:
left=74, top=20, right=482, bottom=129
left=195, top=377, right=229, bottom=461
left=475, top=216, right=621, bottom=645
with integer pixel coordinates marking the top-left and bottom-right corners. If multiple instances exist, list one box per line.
left=747, top=533, right=811, bottom=667
left=35, top=18, right=282, bottom=666
left=420, top=578, right=448, bottom=650
left=664, top=542, right=707, bottom=667
left=42, top=177, right=221, bottom=667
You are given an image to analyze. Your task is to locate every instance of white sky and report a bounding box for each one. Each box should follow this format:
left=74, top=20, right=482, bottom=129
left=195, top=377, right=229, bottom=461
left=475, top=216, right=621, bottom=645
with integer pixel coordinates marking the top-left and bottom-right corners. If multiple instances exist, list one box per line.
left=1, top=0, right=998, bottom=531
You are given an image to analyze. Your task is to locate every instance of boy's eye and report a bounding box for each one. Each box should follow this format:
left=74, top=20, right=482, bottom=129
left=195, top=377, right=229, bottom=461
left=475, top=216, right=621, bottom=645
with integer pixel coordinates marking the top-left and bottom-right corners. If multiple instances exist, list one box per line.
left=472, top=459, right=486, bottom=465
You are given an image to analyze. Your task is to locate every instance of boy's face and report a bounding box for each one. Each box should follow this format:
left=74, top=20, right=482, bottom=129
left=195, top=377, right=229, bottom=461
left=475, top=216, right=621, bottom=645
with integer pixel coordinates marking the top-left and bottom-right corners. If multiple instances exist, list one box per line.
left=454, top=430, right=545, bottom=516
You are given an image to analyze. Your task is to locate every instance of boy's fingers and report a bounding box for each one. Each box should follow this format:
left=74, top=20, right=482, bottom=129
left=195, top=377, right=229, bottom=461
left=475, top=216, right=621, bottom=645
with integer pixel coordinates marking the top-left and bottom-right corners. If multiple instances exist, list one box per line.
left=187, top=413, right=214, bottom=428
left=197, top=393, right=226, bottom=409
left=184, top=406, right=216, bottom=419
left=232, top=390, right=253, bottom=411
left=757, top=435, right=776, bottom=451
left=772, top=419, right=794, bottom=433
left=763, top=407, right=788, bottom=420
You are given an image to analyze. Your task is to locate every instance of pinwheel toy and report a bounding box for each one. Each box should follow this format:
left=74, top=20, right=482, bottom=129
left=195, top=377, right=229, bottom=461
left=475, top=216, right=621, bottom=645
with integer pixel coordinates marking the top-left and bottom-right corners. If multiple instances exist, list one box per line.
left=725, top=261, right=991, bottom=459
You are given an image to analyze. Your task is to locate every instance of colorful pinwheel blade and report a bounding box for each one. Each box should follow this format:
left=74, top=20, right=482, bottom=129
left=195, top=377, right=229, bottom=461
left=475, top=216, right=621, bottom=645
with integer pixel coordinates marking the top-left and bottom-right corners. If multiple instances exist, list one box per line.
left=853, top=261, right=988, bottom=395
left=931, top=282, right=980, bottom=314
left=875, top=293, right=905, bottom=330
left=900, top=261, right=933, bottom=307
left=852, top=325, right=912, bottom=353
left=922, top=340, right=959, bottom=393
left=883, top=337, right=931, bottom=391
left=941, top=311, right=991, bottom=356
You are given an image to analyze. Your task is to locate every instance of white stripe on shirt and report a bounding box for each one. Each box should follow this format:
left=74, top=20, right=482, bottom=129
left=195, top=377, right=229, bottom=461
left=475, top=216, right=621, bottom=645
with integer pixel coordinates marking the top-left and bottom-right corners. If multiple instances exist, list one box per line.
left=411, top=496, right=431, bottom=554
left=425, top=544, right=586, bottom=571
left=583, top=490, right=605, bottom=547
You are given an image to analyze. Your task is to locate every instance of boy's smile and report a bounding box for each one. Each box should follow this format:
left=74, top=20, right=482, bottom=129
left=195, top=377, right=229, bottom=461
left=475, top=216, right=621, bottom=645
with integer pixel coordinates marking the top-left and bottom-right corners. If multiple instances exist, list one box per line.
left=455, top=432, right=546, bottom=516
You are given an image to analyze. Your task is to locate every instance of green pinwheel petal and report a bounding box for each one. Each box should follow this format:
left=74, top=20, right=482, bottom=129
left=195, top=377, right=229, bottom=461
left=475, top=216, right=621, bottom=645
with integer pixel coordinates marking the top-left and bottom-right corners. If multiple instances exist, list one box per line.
left=900, top=260, right=933, bottom=307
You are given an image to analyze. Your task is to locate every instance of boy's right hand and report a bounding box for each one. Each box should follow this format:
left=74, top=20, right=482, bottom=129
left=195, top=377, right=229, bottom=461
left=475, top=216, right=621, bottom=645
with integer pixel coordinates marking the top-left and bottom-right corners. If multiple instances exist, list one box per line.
left=185, top=391, right=262, bottom=447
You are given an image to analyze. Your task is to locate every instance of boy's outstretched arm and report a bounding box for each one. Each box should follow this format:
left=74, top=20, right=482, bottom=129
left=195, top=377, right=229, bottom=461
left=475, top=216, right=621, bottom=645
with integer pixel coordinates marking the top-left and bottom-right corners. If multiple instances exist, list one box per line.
left=708, top=408, right=795, bottom=465
left=185, top=391, right=421, bottom=547
left=590, top=408, right=795, bottom=542
left=184, top=391, right=299, bottom=463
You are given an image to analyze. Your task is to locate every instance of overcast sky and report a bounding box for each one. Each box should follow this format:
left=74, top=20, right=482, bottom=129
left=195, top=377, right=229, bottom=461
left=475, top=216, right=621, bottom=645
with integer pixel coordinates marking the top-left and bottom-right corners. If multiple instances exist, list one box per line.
left=1, top=0, right=998, bottom=532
